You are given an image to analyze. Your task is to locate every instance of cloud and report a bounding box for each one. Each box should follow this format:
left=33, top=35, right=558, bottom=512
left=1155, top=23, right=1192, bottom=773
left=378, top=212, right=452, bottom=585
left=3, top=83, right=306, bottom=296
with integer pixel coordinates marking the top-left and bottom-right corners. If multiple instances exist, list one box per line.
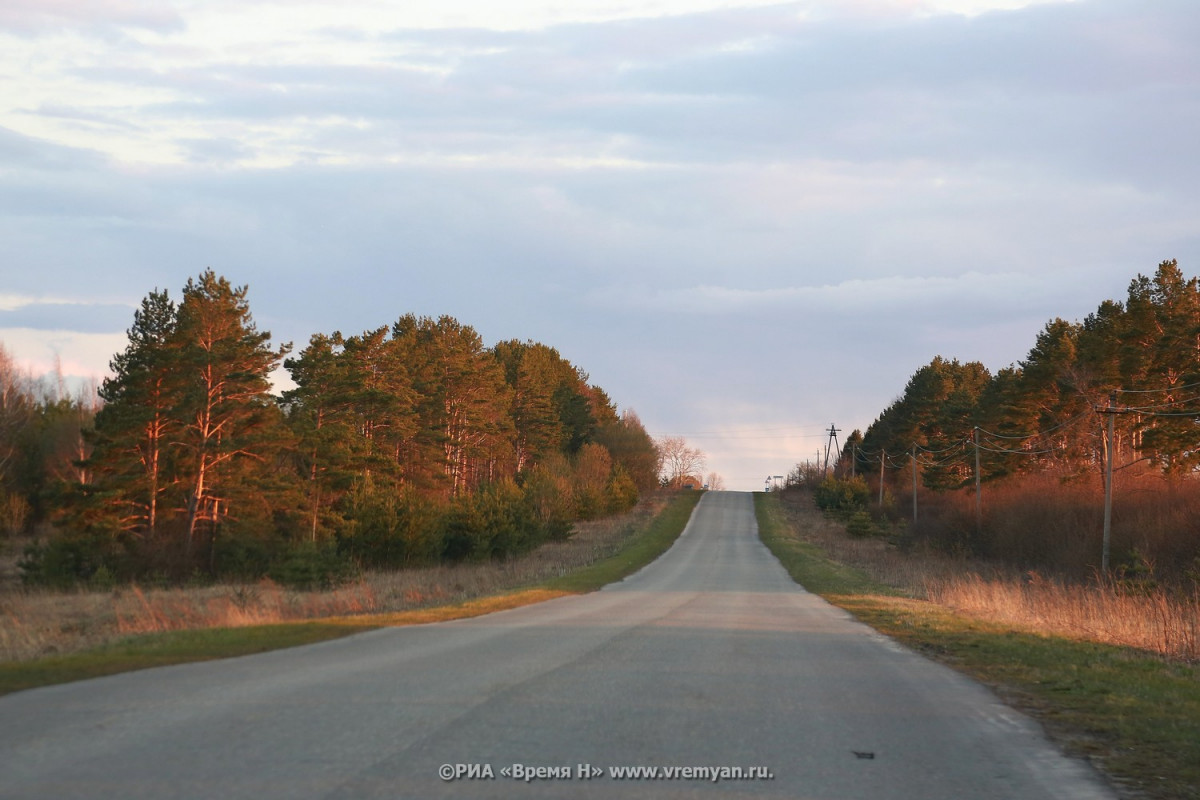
left=0, top=0, right=185, bottom=34
left=5, top=0, right=1195, bottom=194
left=588, top=272, right=1038, bottom=313
left=0, top=301, right=135, bottom=333
left=0, top=126, right=106, bottom=172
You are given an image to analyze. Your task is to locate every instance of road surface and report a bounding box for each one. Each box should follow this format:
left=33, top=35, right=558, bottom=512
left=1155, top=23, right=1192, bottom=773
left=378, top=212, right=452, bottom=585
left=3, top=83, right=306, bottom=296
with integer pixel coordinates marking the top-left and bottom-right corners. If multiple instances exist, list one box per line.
left=0, top=492, right=1115, bottom=799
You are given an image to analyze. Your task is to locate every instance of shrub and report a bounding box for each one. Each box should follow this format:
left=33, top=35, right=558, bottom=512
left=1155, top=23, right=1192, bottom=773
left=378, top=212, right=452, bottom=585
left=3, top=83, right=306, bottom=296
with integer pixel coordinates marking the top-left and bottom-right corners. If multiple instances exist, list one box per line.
left=211, top=532, right=275, bottom=581
left=268, top=541, right=357, bottom=590
left=19, top=534, right=115, bottom=588
left=606, top=465, right=639, bottom=515
left=336, top=482, right=441, bottom=568
left=845, top=510, right=874, bottom=538
left=522, top=460, right=575, bottom=541
left=814, top=476, right=870, bottom=513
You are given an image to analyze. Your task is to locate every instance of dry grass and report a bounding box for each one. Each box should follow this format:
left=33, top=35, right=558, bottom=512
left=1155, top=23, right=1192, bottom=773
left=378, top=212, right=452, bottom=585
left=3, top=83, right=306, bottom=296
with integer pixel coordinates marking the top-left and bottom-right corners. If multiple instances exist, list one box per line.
left=925, top=572, right=1200, bottom=661
left=0, top=494, right=670, bottom=663
left=778, top=490, right=1200, bottom=662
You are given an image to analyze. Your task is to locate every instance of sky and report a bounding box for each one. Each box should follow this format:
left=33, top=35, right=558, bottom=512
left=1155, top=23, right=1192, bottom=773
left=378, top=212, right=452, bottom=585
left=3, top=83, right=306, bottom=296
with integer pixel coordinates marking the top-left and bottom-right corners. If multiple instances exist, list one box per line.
left=2, top=0, right=1198, bottom=490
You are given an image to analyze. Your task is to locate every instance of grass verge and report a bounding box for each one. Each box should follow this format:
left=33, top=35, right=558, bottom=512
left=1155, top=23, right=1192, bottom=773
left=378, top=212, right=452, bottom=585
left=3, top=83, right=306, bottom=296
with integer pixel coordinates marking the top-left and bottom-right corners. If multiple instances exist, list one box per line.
left=0, top=623, right=364, bottom=697
left=545, top=489, right=702, bottom=593
left=0, top=492, right=703, bottom=697
left=754, top=491, right=1200, bottom=800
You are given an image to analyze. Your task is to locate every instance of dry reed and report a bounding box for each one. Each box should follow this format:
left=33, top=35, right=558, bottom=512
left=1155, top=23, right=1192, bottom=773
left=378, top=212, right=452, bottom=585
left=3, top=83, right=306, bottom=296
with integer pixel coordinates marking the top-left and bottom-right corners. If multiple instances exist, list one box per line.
left=0, top=494, right=669, bottom=663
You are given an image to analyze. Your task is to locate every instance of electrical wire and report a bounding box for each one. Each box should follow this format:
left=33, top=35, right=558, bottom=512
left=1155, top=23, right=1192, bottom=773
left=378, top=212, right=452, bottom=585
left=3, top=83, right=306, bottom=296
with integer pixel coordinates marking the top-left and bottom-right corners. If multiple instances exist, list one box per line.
left=1116, top=379, right=1200, bottom=394
left=974, top=408, right=1093, bottom=443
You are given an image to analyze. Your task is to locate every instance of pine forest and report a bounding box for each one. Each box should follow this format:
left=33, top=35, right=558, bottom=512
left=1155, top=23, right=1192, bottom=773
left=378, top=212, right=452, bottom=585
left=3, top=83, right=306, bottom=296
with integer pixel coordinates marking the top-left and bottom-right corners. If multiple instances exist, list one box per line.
left=826, top=259, right=1200, bottom=584
left=0, top=270, right=660, bottom=588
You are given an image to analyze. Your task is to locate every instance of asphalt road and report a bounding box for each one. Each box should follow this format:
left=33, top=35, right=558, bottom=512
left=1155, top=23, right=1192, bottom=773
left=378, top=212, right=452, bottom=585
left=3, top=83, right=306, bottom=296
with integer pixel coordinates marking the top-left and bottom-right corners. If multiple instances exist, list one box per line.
left=0, top=492, right=1115, bottom=799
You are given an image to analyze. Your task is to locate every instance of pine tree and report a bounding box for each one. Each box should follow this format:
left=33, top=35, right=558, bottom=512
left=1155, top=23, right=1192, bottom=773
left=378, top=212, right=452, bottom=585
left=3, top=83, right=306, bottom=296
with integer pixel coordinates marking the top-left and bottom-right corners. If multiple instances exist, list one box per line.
left=88, top=289, right=180, bottom=538
left=493, top=340, right=566, bottom=472
left=284, top=333, right=356, bottom=541
left=1126, top=261, right=1200, bottom=473
left=173, top=270, right=289, bottom=555
left=391, top=315, right=513, bottom=497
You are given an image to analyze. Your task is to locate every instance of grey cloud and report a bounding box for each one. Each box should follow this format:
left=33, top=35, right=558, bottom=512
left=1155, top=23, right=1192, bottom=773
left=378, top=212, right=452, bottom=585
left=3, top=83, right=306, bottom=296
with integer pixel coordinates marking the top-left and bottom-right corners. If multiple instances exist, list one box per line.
left=0, top=126, right=107, bottom=172
left=609, top=0, right=1200, bottom=173
left=0, top=0, right=185, bottom=35
left=63, top=0, right=1193, bottom=196
left=625, top=1, right=1200, bottom=98
left=0, top=302, right=135, bottom=333
left=179, top=136, right=252, bottom=164
left=25, top=105, right=145, bottom=133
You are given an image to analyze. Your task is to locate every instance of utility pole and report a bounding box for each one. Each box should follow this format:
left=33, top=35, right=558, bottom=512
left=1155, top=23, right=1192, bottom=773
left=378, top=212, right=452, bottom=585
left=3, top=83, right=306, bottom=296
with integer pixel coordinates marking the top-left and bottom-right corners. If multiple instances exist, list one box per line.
left=824, top=424, right=841, bottom=476
left=973, top=427, right=982, bottom=536
left=879, top=451, right=885, bottom=507
left=911, top=444, right=918, bottom=522
left=1099, top=391, right=1118, bottom=573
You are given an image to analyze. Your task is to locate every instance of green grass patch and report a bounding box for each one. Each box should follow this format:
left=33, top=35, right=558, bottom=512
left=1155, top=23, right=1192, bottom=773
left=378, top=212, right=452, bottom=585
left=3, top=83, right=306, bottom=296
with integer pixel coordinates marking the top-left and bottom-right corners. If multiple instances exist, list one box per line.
left=754, top=491, right=898, bottom=597
left=0, top=622, right=365, bottom=696
left=544, top=490, right=702, bottom=593
left=1, top=492, right=702, bottom=697
left=755, top=491, right=1200, bottom=800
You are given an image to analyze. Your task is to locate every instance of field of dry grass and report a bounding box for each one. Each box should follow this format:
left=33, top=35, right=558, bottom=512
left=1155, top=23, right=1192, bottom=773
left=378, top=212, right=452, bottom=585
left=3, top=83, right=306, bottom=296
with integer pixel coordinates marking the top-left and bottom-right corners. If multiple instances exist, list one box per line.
left=925, top=572, right=1200, bottom=661
left=778, top=490, right=1200, bottom=662
left=0, top=494, right=670, bottom=663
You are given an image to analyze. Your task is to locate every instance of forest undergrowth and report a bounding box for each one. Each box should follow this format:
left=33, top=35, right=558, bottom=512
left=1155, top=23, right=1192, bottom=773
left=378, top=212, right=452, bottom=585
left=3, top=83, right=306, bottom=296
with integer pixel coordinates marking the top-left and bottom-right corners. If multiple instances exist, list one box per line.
left=0, top=493, right=670, bottom=663
left=780, top=488, right=1200, bottom=662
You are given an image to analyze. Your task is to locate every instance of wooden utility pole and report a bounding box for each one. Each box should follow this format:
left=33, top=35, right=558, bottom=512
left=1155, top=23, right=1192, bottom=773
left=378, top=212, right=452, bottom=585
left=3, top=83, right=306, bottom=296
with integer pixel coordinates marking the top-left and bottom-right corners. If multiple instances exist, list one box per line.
left=1100, top=391, right=1118, bottom=573
left=879, top=451, right=885, bottom=506
left=973, top=427, right=982, bottom=536
left=911, top=444, right=918, bottom=522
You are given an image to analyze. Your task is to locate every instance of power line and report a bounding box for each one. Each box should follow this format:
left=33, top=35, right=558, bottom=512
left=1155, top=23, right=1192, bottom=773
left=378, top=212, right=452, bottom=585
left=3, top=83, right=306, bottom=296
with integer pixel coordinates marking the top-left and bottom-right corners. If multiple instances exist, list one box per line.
left=1116, top=379, right=1200, bottom=394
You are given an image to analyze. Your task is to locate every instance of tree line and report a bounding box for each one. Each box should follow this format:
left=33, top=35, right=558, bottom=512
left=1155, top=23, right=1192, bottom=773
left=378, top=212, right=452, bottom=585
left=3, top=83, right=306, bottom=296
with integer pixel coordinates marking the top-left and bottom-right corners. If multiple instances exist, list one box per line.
left=4, top=270, right=661, bottom=587
left=856, top=260, right=1200, bottom=487
left=821, top=259, right=1200, bottom=579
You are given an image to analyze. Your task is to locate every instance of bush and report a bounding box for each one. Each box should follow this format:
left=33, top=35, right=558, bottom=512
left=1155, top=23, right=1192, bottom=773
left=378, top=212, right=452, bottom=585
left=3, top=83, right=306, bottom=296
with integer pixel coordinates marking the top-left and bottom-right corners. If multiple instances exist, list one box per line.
left=845, top=510, right=874, bottom=538
left=474, top=479, right=538, bottom=559
left=606, top=465, right=639, bottom=515
left=336, top=482, right=441, bottom=568
left=268, top=541, right=357, bottom=590
left=19, top=534, right=116, bottom=588
left=522, top=460, right=575, bottom=541
left=211, top=533, right=275, bottom=581
left=814, top=476, right=870, bottom=513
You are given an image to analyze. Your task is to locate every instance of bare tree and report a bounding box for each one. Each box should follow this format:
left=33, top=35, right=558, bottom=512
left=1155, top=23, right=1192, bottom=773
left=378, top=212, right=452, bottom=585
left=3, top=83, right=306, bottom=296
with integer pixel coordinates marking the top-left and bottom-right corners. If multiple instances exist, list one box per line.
left=657, top=435, right=705, bottom=487
left=704, top=471, right=725, bottom=491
